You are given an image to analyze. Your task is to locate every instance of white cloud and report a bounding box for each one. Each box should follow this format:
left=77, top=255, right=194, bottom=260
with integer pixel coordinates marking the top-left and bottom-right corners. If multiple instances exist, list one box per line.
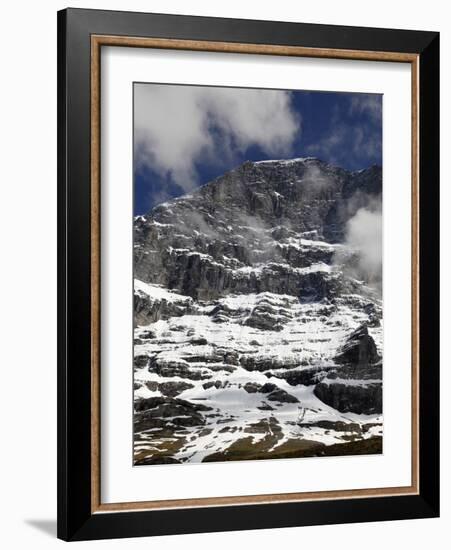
left=300, top=163, right=335, bottom=199
left=349, top=94, right=382, bottom=123
left=306, top=123, right=344, bottom=163
left=306, top=95, right=382, bottom=167
left=345, top=204, right=382, bottom=287
left=134, top=84, right=300, bottom=191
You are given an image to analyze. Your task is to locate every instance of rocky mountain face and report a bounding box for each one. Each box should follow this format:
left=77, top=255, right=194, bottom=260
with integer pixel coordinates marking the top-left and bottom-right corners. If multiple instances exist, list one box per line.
left=133, top=158, right=383, bottom=465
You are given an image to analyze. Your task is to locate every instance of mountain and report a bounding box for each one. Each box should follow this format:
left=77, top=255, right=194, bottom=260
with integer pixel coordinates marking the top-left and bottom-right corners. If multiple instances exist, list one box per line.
left=133, top=157, right=383, bottom=465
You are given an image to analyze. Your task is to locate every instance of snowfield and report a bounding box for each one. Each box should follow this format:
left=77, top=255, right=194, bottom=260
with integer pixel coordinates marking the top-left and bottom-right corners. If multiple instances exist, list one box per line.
left=134, top=283, right=383, bottom=464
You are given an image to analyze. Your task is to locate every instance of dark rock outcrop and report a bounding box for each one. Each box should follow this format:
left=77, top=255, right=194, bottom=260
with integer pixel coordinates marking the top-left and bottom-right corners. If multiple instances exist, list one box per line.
left=314, top=381, right=382, bottom=415
left=266, top=388, right=299, bottom=404
left=271, top=366, right=332, bottom=386
left=242, top=381, right=299, bottom=403
left=149, top=358, right=212, bottom=381
left=134, top=286, right=194, bottom=325
left=312, top=325, right=382, bottom=414
left=134, top=397, right=213, bottom=431
left=155, top=381, right=194, bottom=397
left=334, top=325, right=380, bottom=366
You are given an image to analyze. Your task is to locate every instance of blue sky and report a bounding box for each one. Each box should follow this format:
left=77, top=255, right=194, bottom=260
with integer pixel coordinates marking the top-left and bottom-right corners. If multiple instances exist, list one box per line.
left=134, top=84, right=382, bottom=215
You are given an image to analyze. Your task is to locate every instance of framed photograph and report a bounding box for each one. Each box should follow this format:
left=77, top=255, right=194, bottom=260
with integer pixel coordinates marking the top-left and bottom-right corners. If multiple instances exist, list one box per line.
left=57, top=8, right=439, bottom=541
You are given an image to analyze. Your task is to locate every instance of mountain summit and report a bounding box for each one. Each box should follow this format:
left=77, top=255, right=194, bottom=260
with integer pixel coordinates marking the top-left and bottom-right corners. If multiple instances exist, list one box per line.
left=134, top=158, right=382, bottom=300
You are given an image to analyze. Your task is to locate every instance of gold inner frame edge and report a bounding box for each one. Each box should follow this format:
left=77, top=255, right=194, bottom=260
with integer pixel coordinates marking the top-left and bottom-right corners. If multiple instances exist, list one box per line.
left=90, top=35, right=420, bottom=514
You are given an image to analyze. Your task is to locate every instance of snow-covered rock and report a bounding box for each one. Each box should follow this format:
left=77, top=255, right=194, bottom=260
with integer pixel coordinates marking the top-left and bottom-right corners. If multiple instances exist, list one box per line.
left=133, top=158, right=383, bottom=465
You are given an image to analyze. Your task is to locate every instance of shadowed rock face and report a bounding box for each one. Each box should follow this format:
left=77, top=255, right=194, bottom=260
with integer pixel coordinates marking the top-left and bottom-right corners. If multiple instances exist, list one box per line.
left=334, top=325, right=380, bottom=366
left=134, top=158, right=382, bottom=301
left=134, top=289, right=194, bottom=325
left=312, top=325, right=382, bottom=414
left=133, top=158, right=383, bottom=464
left=314, top=380, right=382, bottom=415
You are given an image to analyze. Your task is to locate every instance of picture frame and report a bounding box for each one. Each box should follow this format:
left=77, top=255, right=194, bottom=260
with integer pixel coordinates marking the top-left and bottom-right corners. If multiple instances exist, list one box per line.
left=57, top=7, right=439, bottom=541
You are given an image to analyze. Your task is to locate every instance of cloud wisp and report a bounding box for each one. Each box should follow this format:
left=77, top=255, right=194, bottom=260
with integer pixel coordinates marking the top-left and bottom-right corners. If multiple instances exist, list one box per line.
left=134, top=84, right=301, bottom=192
left=349, top=94, right=382, bottom=123
left=306, top=94, right=382, bottom=169
left=346, top=206, right=382, bottom=284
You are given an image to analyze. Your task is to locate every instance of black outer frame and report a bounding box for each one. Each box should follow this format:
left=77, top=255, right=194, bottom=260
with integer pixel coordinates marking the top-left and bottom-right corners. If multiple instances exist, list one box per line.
left=57, top=8, right=439, bottom=542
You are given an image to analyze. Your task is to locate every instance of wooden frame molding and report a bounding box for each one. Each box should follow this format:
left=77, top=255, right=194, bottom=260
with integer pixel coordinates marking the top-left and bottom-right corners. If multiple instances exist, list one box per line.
left=90, top=34, right=420, bottom=515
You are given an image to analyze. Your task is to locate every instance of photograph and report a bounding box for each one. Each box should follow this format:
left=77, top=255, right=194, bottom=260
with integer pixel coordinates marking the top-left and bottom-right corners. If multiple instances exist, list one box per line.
left=132, top=83, right=384, bottom=465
